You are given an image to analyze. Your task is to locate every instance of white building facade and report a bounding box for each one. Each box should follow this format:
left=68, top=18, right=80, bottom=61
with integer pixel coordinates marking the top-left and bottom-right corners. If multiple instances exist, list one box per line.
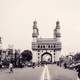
left=32, top=20, right=61, bottom=64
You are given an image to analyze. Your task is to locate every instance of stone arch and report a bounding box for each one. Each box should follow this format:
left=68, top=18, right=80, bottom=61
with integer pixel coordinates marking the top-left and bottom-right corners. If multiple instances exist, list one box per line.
left=41, top=52, right=52, bottom=64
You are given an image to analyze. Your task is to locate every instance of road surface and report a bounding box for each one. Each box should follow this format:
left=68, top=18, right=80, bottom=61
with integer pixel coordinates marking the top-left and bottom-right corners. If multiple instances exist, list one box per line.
left=0, top=64, right=78, bottom=80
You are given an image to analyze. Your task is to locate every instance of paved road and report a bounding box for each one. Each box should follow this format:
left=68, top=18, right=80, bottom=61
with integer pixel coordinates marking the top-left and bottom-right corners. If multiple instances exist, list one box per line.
left=0, top=65, right=78, bottom=80
left=0, top=67, right=43, bottom=80
left=48, top=65, right=77, bottom=80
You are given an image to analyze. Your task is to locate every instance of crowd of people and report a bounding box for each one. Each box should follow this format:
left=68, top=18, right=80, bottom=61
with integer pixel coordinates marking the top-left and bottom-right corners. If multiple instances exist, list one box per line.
left=0, top=62, right=13, bottom=73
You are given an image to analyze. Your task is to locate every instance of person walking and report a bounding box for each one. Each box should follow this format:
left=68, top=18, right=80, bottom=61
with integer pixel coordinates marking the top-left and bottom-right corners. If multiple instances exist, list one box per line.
left=0, top=61, right=2, bottom=71
left=9, top=62, right=13, bottom=73
left=64, top=62, right=67, bottom=69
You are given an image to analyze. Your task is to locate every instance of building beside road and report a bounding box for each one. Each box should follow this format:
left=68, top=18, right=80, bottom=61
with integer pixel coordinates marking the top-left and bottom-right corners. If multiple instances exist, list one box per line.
left=32, top=20, right=62, bottom=64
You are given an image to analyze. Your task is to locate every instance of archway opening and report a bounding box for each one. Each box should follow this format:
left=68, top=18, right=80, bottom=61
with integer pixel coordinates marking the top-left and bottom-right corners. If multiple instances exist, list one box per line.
left=41, top=52, right=52, bottom=64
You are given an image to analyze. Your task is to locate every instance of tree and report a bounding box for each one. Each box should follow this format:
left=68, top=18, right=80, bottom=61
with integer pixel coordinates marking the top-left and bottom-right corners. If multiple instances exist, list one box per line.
left=73, top=53, right=80, bottom=61
left=21, top=50, right=32, bottom=62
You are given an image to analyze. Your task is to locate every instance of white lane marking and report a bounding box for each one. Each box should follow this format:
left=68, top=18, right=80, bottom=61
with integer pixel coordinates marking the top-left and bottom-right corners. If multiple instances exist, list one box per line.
left=40, top=65, right=50, bottom=80
left=77, top=77, right=80, bottom=80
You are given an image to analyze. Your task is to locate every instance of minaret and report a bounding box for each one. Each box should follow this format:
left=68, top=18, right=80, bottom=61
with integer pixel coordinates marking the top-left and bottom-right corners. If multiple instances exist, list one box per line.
left=53, top=20, right=61, bottom=62
left=32, top=20, right=39, bottom=43
left=54, top=20, right=61, bottom=42
left=32, top=20, right=39, bottom=63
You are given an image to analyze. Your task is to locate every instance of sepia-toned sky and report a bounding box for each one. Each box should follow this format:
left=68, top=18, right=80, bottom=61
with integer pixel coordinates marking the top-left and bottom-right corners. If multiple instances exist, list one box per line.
left=0, top=0, right=80, bottom=55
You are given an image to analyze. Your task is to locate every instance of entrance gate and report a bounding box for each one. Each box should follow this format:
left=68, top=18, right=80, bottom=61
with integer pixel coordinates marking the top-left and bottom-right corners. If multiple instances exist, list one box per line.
left=41, top=52, right=52, bottom=64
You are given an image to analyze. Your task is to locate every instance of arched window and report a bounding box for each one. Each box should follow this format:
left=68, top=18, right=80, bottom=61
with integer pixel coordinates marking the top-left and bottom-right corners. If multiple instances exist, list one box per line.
left=38, top=57, right=39, bottom=59
left=41, top=45, right=42, bottom=48
left=38, top=45, right=40, bottom=48
left=51, top=45, right=53, bottom=48
left=43, top=45, right=45, bottom=48
left=48, top=45, right=50, bottom=48
left=54, top=45, right=55, bottom=48
left=38, top=53, right=40, bottom=55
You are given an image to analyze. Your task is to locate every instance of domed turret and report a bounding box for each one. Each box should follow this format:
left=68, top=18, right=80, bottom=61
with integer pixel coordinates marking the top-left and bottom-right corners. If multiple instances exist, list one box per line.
left=32, top=20, right=39, bottom=42
left=56, top=20, right=60, bottom=29
left=54, top=20, right=61, bottom=41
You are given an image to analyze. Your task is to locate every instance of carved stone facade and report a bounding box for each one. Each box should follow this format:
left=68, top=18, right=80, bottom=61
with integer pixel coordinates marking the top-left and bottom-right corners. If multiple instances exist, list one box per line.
left=32, top=20, right=61, bottom=63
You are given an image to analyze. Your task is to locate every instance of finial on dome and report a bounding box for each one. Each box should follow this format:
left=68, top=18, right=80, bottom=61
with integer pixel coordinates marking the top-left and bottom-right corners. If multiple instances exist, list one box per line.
left=33, top=19, right=37, bottom=25
left=56, top=20, right=60, bottom=25
left=56, top=19, right=60, bottom=29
